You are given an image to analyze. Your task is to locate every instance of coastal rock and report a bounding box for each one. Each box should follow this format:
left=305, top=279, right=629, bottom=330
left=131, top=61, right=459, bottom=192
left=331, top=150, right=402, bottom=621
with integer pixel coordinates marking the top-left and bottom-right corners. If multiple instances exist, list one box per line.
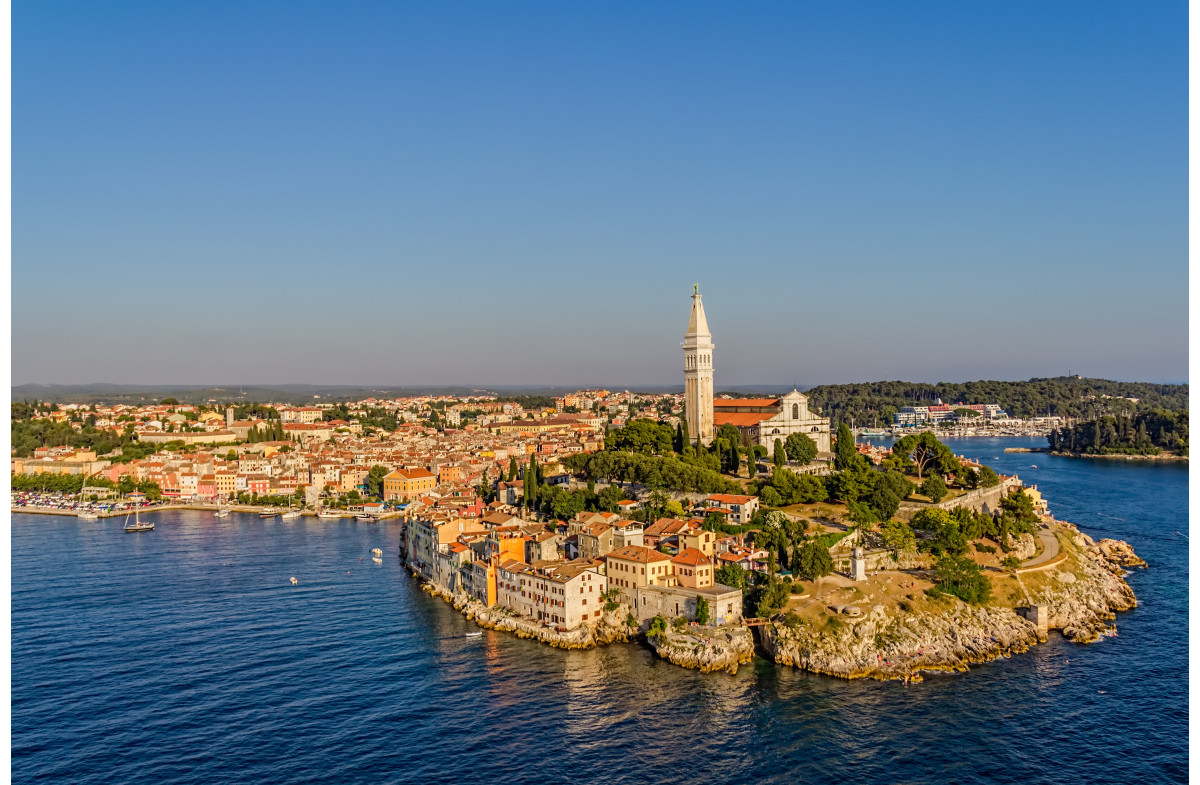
left=647, top=625, right=755, bottom=675
left=758, top=534, right=1147, bottom=680
left=757, top=603, right=1041, bottom=682
left=1095, top=538, right=1148, bottom=569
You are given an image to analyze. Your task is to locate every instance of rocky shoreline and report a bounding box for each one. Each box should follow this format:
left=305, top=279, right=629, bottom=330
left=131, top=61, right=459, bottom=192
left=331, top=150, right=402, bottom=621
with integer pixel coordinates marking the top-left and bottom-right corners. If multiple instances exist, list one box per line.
left=756, top=535, right=1144, bottom=682
left=418, top=578, right=638, bottom=650
left=646, top=625, right=756, bottom=675
left=407, top=532, right=1145, bottom=683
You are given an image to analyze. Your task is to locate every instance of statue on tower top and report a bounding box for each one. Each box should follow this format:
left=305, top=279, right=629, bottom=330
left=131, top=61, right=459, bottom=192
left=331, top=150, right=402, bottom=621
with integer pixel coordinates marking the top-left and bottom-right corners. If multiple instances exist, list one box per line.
left=694, top=282, right=699, bottom=295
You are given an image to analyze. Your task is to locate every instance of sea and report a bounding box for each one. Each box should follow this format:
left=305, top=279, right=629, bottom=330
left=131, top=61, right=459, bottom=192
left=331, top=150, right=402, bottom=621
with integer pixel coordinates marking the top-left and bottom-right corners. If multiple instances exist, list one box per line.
left=11, top=437, right=1188, bottom=784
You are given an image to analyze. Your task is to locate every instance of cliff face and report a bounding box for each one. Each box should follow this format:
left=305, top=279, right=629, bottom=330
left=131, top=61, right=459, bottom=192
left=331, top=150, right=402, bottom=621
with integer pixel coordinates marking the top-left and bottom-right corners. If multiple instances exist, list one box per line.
left=758, top=532, right=1145, bottom=682
left=646, top=626, right=756, bottom=675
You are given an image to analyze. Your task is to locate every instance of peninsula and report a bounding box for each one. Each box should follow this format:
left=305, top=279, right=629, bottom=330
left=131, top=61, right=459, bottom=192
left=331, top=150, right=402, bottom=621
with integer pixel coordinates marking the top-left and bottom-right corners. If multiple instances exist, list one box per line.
left=10, top=288, right=1153, bottom=682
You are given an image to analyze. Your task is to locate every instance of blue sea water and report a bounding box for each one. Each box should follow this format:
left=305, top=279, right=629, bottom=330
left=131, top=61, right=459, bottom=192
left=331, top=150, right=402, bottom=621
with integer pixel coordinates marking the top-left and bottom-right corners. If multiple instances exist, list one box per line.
left=11, top=438, right=1188, bottom=784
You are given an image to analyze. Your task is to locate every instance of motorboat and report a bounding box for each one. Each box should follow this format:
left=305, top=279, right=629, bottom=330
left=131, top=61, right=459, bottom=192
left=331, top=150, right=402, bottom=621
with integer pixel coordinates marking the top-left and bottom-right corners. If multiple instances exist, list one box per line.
left=317, top=510, right=342, bottom=519
left=356, top=514, right=378, bottom=522
left=281, top=509, right=302, bottom=520
left=77, top=510, right=100, bottom=521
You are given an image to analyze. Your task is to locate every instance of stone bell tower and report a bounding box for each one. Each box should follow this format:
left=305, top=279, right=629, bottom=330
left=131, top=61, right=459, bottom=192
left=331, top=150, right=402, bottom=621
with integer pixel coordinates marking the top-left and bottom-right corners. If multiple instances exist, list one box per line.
left=683, top=283, right=714, bottom=445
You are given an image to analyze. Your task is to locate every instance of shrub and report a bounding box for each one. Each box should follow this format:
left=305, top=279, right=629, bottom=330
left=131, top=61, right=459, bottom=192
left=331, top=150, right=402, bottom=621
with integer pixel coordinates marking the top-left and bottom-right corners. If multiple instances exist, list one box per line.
left=975, top=543, right=997, bottom=554
left=789, top=583, right=805, bottom=595
left=648, top=615, right=667, bottom=639
left=1001, top=555, right=1022, bottom=571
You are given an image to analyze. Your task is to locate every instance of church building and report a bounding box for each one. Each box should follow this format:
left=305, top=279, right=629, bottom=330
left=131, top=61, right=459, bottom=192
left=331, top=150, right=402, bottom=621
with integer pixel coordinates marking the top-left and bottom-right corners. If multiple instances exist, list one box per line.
left=682, top=285, right=831, bottom=456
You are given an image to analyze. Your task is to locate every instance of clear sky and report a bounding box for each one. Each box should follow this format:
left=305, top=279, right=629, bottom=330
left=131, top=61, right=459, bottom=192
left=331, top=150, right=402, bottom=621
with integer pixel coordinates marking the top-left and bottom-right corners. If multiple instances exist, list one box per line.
left=13, top=1, right=1187, bottom=387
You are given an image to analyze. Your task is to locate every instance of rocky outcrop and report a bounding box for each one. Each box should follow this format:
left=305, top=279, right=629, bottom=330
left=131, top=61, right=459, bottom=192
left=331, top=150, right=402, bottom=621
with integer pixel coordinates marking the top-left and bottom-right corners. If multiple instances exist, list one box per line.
left=757, top=603, right=1042, bottom=682
left=1095, top=538, right=1148, bottom=569
left=1008, top=532, right=1038, bottom=560
left=759, top=533, right=1146, bottom=681
left=420, top=581, right=637, bottom=649
left=1030, top=534, right=1141, bottom=642
left=647, top=625, right=755, bottom=674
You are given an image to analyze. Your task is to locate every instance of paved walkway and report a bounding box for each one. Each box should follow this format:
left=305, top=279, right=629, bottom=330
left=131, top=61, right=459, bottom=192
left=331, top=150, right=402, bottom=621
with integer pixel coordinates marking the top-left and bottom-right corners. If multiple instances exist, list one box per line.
left=1020, top=526, right=1061, bottom=568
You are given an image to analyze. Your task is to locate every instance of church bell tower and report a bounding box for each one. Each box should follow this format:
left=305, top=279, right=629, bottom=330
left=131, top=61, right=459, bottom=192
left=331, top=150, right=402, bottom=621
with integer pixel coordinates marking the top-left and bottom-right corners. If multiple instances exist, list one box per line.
left=683, top=283, right=714, bottom=445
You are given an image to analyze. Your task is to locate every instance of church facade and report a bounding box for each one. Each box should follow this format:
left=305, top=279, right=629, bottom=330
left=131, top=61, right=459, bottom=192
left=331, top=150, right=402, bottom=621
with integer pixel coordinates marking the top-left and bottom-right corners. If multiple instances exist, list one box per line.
left=712, top=392, right=832, bottom=455
left=683, top=285, right=831, bottom=456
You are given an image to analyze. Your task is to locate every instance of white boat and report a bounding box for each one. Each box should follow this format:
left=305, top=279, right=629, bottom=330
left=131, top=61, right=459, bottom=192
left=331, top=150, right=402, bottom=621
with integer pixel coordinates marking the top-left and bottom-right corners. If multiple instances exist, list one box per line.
left=317, top=510, right=342, bottom=519
left=77, top=510, right=100, bottom=521
left=281, top=509, right=302, bottom=520
left=372, top=557, right=383, bottom=564
left=465, top=631, right=483, bottom=637
left=124, top=508, right=154, bottom=533
left=356, top=514, right=378, bottom=522
left=214, top=508, right=230, bottom=518
left=371, top=548, right=383, bottom=557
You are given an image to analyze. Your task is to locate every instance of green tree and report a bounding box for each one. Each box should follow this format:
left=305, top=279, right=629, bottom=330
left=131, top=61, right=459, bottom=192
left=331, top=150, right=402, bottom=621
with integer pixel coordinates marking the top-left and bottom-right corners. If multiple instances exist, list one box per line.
left=745, top=446, right=757, bottom=479
left=759, top=486, right=783, bottom=507
left=833, top=423, right=857, bottom=471
left=932, top=554, right=992, bottom=604
left=367, top=465, right=389, bottom=498
left=881, top=520, right=916, bottom=554
left=977, top=465, right=1000, bottom=488
left=794, top=540, right=834, bottom=581
left=785, top=433, right=818, bottom=465
left=695, top=595, right=710, bottom=625
left=921, top=475, right=948, bottom=503
left=772, top=439, right=786, bottom=468
left=714, top=562, right=746, bottom=589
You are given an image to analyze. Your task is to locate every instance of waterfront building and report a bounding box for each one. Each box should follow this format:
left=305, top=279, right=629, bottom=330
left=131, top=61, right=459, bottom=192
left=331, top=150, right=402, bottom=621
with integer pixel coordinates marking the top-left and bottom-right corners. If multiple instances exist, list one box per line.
left=383, top=467, right=437, bottom=501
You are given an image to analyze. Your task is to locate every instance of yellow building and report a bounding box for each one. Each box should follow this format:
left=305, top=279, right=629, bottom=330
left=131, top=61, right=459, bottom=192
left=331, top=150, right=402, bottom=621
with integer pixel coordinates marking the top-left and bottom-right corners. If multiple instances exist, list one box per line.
left=383, top=468, right=437, bottom=501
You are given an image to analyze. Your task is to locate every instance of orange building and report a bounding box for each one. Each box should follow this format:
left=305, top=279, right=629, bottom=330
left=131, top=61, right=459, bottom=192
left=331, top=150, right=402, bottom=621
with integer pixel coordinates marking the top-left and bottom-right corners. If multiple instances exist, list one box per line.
left=383, top=468, right=437, bottom=501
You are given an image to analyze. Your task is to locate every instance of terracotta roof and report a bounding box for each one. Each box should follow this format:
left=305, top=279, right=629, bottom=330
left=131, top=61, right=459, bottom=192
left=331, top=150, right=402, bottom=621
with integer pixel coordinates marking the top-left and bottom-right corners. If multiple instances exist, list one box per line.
left=708, top=493, right=756, bottom=504
left=605, top=545, right=672, bottom=564
left=712, top=412, right=776, bottom=427
left=713, top=398, right=780, bottom=408
left=672, top=548, right=712, bottom=567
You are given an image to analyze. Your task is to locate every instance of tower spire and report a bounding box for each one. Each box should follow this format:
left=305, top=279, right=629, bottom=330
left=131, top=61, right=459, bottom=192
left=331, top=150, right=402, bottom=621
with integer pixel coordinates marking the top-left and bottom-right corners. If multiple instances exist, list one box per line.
left=683, top=285, right=714, bottom=445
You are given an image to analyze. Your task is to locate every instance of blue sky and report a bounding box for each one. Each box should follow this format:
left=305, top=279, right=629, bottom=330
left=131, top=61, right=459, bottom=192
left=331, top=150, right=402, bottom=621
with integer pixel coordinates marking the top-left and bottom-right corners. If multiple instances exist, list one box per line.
left=13, top=2, right=1187, bottom=387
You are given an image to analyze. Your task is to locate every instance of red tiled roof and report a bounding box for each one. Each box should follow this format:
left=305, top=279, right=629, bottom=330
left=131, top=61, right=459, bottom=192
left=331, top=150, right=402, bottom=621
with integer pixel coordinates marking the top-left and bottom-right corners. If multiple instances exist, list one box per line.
left=713, top=398, right=780, bottom=408
left=712, top=412, right=775, bottom=427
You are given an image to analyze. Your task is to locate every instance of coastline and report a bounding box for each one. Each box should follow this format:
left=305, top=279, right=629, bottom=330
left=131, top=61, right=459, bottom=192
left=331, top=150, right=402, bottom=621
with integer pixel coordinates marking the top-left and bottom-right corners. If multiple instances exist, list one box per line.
left=10, top=504, right=402, bottom=519
left=1047, top=451, right=1188, bottom=462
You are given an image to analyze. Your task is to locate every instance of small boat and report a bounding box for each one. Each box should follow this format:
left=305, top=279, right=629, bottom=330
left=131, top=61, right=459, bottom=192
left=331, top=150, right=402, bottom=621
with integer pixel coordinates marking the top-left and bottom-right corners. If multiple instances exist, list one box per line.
left=77, top=510, right=100, bottom=521
left=124, top=509, right=154, bottom=533
left=214, top=508, right=230, bottom=519
left=356, top=514, right=378, bottom=522
left=1031, top=464, right=1039, bottom=469
left=372, top=557, right=383, bottom=564
left=281, top=509, right=302, bottom=520
left=371, top=548, right=383, bottom=557
left=317, top=510, right=342, bottom=519
left=465, top=631, right=482, bottom=637
left=290, top=577, right=299, bottom=586
left=259, top=509, right=278, bottom=518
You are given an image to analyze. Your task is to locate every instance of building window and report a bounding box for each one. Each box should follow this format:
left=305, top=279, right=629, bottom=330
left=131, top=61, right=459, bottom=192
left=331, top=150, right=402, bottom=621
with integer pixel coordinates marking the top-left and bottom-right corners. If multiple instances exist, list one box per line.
left=792, top=403, right=799, bottom=419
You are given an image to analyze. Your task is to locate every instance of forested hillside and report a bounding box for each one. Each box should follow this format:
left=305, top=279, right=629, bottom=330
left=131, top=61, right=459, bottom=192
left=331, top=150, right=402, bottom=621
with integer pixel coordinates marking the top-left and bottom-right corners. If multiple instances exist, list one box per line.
left=803, top=377, right=1188, bottom=426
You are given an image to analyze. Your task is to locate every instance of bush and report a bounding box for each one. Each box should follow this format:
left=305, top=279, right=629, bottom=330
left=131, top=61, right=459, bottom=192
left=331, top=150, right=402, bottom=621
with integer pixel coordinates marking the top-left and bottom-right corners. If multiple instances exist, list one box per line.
left=782, top=611, right=803, bottom=628
left=975, top=543, right=997, bottom=554
left=789, top=583, right=805, bottom=594
left=1001, top=555, right=1022, bottom=570
left=648, top=615, right=667, bottom=639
